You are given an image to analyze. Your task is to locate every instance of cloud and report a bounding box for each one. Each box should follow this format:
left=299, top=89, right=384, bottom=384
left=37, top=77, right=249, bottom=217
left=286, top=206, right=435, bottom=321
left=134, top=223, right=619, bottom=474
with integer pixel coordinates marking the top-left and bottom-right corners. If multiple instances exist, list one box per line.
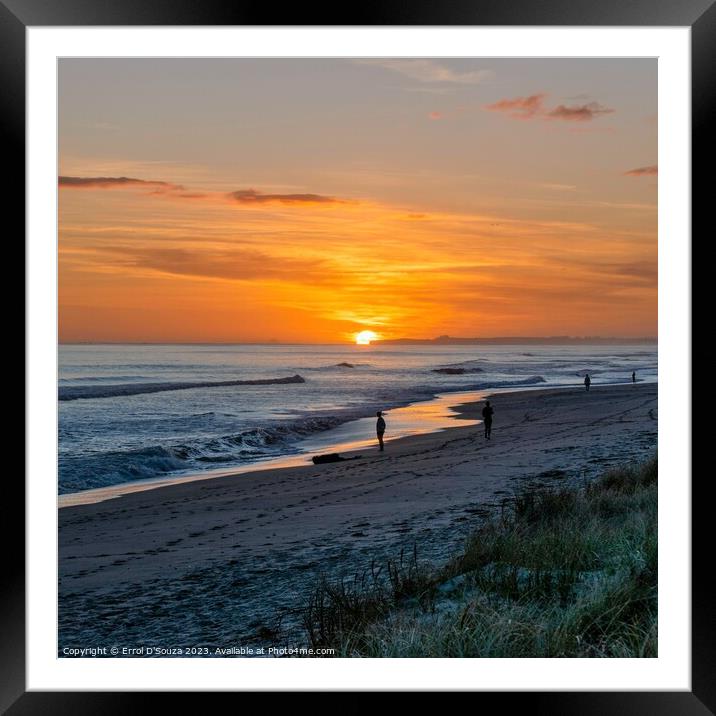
left=59, top=176, right=346, bottom=207
left=546, top=102, right=614, bottom=122
left=99, top=246, right=330, bottom=283
left=485, top=95, right=614, bottom=122
left=561, top=258, right=657, bottom=286
left=484, top=94, right=546, bottom=119
left=624, top=165, right=658, bottom=176
left=354, top=59, right=492, bottom=85
left=59, top=176, right=184, bottom=191
left=227, top=189, right=347, bottom=206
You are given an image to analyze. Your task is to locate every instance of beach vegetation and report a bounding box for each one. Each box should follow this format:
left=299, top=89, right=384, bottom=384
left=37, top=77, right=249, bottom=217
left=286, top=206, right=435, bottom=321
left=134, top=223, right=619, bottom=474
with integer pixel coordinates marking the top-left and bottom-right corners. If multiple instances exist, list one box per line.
left=302, top=456, right=657, bottom=658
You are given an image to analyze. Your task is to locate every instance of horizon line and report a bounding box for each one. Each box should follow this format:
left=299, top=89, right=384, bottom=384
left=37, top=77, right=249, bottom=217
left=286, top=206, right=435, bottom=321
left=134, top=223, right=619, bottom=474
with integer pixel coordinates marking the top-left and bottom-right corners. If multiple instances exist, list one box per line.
left=59, top=336, right=658, bottom=346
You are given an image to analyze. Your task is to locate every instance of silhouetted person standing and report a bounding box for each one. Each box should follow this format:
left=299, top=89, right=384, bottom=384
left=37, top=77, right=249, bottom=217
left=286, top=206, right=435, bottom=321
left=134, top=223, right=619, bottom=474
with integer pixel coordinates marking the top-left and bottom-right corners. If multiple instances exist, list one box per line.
left=481, top=400, right=494, bottom=439
left=632, top=371, right=636, bottom=383
left=376, top=411, right=386, bottom=451
left=584, top=374, right=591, bottom=392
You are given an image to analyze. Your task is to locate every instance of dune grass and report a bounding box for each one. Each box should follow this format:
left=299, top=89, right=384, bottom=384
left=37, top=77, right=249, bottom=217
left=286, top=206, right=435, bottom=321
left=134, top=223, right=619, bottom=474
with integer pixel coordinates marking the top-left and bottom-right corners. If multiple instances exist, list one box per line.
left=302, top=455, right=657, bottom=657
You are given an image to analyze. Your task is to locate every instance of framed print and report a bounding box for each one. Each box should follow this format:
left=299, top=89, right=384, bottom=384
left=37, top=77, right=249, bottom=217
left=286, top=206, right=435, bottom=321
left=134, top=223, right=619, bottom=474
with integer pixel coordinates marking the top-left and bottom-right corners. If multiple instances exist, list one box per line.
left=8, top=0, right=707, bottom=710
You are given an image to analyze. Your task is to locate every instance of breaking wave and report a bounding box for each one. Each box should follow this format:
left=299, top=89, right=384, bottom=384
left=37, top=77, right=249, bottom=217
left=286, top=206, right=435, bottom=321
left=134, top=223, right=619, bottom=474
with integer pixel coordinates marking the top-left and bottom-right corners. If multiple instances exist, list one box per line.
left=58, top=415, right=345, bottom=493
left=470, top=376, right=548, bottom=389
left=304, top=362, right=373, bottom=371
left=59, top=375, right=306, bottom=401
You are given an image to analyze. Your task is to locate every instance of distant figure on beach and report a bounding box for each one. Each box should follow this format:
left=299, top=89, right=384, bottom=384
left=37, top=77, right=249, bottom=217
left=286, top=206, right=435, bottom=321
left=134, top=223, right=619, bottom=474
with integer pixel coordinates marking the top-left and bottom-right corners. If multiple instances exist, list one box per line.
left=481, top=400, right=494, bottom=439
left=584, top=374, right=591, bottom=392
left=632, top=371, right=636, bottom=383
left=376, top=411, right=386, bottom=451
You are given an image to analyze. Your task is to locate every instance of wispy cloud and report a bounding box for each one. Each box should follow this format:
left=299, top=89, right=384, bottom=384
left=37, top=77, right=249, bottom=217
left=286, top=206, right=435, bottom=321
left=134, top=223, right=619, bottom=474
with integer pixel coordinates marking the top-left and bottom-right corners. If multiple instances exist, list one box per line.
left=485, top=94, right=615, bottom=123
left=624, top=165, right=658, bottom=176
left=355, top=59, right=492, bottom=85
left=226, top=189, right=347, bottom=206
left=93, top=246, right=332, bottom=284
left=59, top=176, right=185, bottom=191
left=484, top=94, right=546, bottom=119
left=561, top=257, right=657, bottom=286
left=547, top=102, right=614, bottom=122
left=59, top=176, right=349, bottom=207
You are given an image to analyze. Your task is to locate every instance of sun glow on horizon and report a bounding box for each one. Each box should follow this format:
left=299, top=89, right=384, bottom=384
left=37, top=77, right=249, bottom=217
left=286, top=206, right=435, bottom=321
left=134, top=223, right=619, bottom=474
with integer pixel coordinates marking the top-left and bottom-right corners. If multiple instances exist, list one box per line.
left=57, top=60, right=657, bottom=343
left=355, top=330, right=379, bottom=345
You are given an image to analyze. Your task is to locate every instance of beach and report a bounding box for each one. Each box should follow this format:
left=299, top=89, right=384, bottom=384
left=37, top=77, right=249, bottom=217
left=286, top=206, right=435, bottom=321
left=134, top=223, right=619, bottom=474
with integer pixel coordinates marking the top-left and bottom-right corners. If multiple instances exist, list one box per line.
left=58, top=382, right=657, bottom=652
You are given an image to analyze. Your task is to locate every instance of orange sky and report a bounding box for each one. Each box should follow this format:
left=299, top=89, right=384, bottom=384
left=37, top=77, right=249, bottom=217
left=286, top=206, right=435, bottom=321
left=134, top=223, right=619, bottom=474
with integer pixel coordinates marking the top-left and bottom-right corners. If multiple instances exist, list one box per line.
left=58, top=59, right=657, bottom=343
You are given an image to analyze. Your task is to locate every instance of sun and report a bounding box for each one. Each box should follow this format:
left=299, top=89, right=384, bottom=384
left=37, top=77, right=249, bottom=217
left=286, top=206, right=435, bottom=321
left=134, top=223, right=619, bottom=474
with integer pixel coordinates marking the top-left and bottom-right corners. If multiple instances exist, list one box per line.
left=355, top=330, right=379, bottom=345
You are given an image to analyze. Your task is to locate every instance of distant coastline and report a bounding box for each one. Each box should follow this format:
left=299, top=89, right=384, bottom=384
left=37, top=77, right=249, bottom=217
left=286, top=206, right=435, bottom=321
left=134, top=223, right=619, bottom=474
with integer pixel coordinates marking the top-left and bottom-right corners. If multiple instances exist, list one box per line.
left=377, top=335, right=657, bottom=346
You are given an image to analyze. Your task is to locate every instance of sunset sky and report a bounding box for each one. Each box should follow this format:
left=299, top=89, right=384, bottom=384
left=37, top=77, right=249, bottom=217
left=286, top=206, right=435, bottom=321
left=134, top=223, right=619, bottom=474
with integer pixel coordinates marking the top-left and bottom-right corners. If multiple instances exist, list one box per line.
left=58, top=59, right=657, bottom=344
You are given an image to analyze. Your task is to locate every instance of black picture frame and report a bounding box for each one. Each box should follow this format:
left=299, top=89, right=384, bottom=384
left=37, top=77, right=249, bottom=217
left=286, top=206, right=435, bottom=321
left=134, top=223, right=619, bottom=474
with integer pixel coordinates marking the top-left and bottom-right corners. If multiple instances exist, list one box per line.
left=7, top=0, right=706, bottom=710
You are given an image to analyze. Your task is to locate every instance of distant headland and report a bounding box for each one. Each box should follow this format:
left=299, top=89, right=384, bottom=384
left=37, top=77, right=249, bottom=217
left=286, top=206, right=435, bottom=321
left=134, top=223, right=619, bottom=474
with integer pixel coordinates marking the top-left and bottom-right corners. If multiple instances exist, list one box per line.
left=376, top=335, right=657, bottom=346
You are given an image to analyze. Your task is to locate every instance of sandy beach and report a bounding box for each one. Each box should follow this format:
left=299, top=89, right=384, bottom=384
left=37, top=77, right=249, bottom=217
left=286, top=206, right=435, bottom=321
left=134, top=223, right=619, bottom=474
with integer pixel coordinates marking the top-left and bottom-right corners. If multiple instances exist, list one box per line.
left=59, top=382, right=657, bottom=652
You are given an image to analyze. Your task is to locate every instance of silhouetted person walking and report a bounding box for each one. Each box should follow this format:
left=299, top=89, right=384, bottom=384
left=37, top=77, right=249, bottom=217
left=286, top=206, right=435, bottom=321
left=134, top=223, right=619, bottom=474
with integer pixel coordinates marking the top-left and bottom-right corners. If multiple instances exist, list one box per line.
left=584, top=374, right=591, bottom=392
left=632, top=371, right=636, bottom=383
left=481, top=400, right=494, bottom=439
left=376, top=411, right=386, bottom=451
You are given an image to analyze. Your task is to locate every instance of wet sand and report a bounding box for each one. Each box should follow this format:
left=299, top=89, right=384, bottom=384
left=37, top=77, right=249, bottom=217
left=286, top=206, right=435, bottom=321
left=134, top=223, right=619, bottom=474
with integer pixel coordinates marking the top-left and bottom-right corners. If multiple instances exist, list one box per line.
left=58, top=382, right=657, bottom=651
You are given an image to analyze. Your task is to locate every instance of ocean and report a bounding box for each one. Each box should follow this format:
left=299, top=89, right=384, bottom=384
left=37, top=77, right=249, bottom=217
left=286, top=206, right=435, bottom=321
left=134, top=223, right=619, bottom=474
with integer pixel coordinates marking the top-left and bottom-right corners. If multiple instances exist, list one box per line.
left=58, top=343, right=657, bottom=496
